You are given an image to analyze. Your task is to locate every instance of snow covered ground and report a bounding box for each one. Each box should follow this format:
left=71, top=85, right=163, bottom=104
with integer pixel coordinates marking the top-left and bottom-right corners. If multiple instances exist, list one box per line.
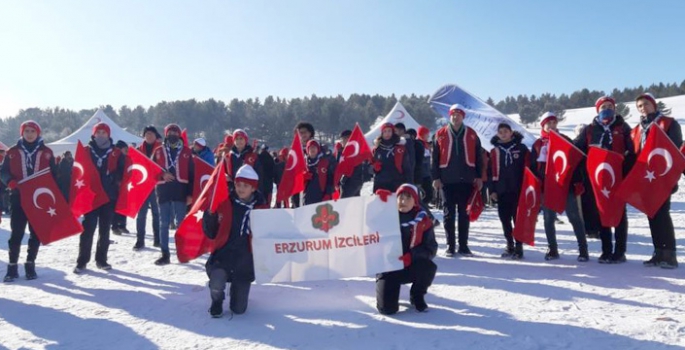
left=2, top=96, right=685, bottom=350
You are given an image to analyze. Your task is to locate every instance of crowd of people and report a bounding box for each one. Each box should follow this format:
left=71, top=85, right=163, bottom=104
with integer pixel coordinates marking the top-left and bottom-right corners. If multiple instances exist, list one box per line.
left=0, top=92, right=681, bottom=318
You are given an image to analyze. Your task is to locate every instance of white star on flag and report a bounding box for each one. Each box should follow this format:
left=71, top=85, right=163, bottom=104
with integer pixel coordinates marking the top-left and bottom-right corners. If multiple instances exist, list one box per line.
left=601, top=187, right=611, bottom=198
left=127, top=182, right=134, bottom=191
left=645, top=170, right=656, bottom=182
left=47, top=207, right=57, bottom=217
left=193, top=210, right=204, bottom=222
left=74, top=179, right=85, bottom=189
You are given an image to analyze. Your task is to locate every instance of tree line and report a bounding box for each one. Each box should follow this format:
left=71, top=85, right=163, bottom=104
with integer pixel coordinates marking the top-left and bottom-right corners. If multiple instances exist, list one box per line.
left=1, top=80, right=683, bottom=151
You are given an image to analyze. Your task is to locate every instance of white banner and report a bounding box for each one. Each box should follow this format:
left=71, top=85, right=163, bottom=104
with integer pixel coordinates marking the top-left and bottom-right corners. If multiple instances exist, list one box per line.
left=251, top=195, right=404, bottom=283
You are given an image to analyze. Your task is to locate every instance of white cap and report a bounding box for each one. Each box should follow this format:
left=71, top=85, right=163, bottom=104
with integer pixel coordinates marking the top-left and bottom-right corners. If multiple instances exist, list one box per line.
left=193, top=138, right=206, bottom=147
left=236, top=164, right=259, bottom=181
left=449, top=104, right=466, bottom=115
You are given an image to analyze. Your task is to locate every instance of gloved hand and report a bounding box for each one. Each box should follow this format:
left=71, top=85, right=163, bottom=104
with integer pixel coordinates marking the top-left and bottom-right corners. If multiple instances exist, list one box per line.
left=573, top=183, right=585, bottom=196
left=399, top=253, right=412, bottom=267
left=303, top=172, right=313, bottom=181
left=375, top=189, right=392, bottom=202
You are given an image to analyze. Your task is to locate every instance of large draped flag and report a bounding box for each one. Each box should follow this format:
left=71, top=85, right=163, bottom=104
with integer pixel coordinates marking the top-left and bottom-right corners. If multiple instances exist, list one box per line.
left=175, top=158, right=230, bottom=263
left=587, top=146, right=625, bottom=227
left=427, top=83, right=537, bottom=151
left=543, top=130, right=585, bottom=213
left=276, top=132, right=306, bottom=206
left=19, top=168, right=84, bottom=244
left=70, top=140, right=109, bottom=218
left=616, top=125, right=685, bottom=218
left=192, top=156, right=215, bottom=204
left=466, top=187, right=484, bottom=222
left=333, top=123, right=372, bottom=186
left=513, top=167, right=541, bottom=246
left=115, top=147, right=165, bottom=218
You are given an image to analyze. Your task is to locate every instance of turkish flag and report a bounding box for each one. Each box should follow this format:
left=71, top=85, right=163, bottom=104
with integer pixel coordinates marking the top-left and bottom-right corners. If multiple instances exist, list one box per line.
left=513, top=167, right=541, bottom=246
left=192, top=156, right=215, bottom=204
left=276, top=133, right=307, bottom=204
left=175, top=158, right=230, bottom=262
left=543, top=130, right=585, bottom=213
left=466, top=187, right=483, bottom=222
left=18, top=169, right=84, bottom=244
left=115, top=147, right=165, bottom=218
left=587, top=146, right=625, bottom=227
left=70, top=140, right=109, bottom=218
left=333, top=123, right=372, bottom=186
left=181, top=128, right=189, bottom=148
left=616, top=125, right=685, bottom=218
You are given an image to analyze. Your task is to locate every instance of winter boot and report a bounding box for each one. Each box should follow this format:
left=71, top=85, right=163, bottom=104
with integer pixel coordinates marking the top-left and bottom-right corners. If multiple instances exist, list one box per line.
left=73, top=264, right=87, bottom=274
left=511, top=243, right=524, bottom=260
left=111, top=227, right=122, bottom=236
left=598, top=253, right=613, bottom=264
left=577, top=246, right=589, bottom=262
left=155, top=252, right=171, bottom=266
left=96, top=261, right=112, bottom=271
left=120, top=227, right=131, bottom=234
left=3, top=263, right=19, bottom=283
left=501, top=244, right=515, bottom=258
left=410, top=294, right=428, bottom=312
left=643, top=249, right=662, bottom=267
left=24, top=262, right=37, bottom=280
left=444, top=247, right=455, bottom=258
left=209, top=300, right=224, bottom=318
left=544, top=246, right=560, bottom=261
left=612, top=252, right=627, bottom=264
left=457, top=246, right=474, bottom=257
left=659, top=250, right=678, bottom=269
left=132, top=239, right=145, bottom=251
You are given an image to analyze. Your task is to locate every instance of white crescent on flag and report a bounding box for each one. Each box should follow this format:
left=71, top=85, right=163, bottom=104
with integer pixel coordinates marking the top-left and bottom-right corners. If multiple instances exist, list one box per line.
left=647, top=148, right=673, bottom=176
left=200, top=174, right=211, bottom=188
left=33, top=187, right=56, bottom=209
left=552, top=151, right=568, bottom=182
left=594, top=162, right=616, bottom=198
left=127, top=164, right=149, bottom=191
left=286, top=150, right=298, bottom=171
left=73, top=161, right=85, bottom=178
left=525, top=185, right=536, bottom=216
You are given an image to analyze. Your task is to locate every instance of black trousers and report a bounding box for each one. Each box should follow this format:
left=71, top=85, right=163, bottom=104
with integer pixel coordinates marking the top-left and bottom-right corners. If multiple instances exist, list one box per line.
left=442, top=183, right=473, bottom=249
left=341, top=180, right=363, bottom=199
left=497, top=192, right=519, bottom=246
left=599, top=207, right=628, bottom=255
left=420, top=176, right=434, bottom=204
left=581, top=182, right=601, bottom=234
left=77, top=202, right=115, bottom=266
left=8, top=193, right=40, bottom=264
left=376, top=259, right=437, bottom=315
left=208, top=268, right=252, bottom=314
left=648, top=196, right=676, bottom=251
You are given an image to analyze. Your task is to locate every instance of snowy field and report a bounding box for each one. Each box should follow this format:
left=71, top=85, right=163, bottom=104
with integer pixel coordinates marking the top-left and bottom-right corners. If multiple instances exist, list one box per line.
left=2, top=96, right=685, bottom=349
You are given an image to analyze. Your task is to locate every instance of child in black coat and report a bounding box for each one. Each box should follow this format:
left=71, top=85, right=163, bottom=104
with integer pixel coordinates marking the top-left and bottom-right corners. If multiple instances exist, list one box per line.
left=376, top=184, right=438, bottom=315
left=203, top=164, right=267, bottom=318
left=488, top=124, right=530, bottom=259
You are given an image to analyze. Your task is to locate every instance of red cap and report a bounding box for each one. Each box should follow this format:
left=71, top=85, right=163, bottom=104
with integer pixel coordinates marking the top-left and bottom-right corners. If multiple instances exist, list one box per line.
left=20, top=120, right=42, bottom=137
left=396, top=183, right=420, bottom=209
left=92, top=122, right=111, bottom=137
left=235, top=164, right=259, bottom=189
left=539, top=112, right=557, bottom=127
left=233, top=129, right=249, bottom=144
left=636, top=93, right=658, bottom=110
left=449, top=104, right=466, bottom=117
left=164, top=123, right=181, bottom=136
left=595, top=96, right=616, bottom=113
left=306, top=139, right=321, bottom=153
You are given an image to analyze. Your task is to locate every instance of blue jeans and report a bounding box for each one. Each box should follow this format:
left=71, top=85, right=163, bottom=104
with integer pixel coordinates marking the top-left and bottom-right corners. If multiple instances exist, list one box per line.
left=159, top=201, right=187, bottom=254
left=543, top=193, right=587, bottom=250
left=136, top=191, right=160, bottom=242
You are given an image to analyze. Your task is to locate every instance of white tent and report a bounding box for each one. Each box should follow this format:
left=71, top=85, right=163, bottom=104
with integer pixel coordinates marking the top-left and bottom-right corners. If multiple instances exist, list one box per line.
left=364, top=102, right=422, bottom=145
left=48, top=109, right=143, bottom=155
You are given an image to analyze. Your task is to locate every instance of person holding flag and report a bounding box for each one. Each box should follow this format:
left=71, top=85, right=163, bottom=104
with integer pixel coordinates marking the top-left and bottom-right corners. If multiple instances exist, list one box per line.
left=1, top=121, right=57, bottom=282
left=74, top=122, right=125, bottom=274
left=372, top=123, right=412, bottom=193
left=573, top=97, right=635, bottom=264
left=134, top=125, right=162, bottom=251
left=335, top=127, right=370, bottom=198
left=227, top=130, right=263, bottom=192
left=488, top=123, right=530, bottom=259
left=302, top=140, right=335, bottom=205
left=432, top=104, right=485, bottom=257
left=153, top=123, right=194, bottom=266
left=203, top=164, right=268, bottom=318
left=531, top=112, right=588, bottom=262
left=629, top=93, right=683, bottom=268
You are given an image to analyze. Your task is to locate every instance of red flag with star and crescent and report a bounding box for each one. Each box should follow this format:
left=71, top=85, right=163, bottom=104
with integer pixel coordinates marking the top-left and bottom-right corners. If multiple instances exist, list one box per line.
left=333, top=123, right=372, bottom=186
left=276, top=132, right=307, bottom=205
left=513, top=167, right=541, bottom=246
left=115, top=146, right=165, bottom=218
left=175, top=158, right=230, bottom=263
left=192, top=156, right=215, bottom=204
left=69, top=140, right=109, bottom=218
left=616, top=125, right=685, bottom=218
left=587, top=146, right=625, bottom=227
left=19, top=168, right=84, bottom=244
left=543, top=130, right=585, bottom=213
